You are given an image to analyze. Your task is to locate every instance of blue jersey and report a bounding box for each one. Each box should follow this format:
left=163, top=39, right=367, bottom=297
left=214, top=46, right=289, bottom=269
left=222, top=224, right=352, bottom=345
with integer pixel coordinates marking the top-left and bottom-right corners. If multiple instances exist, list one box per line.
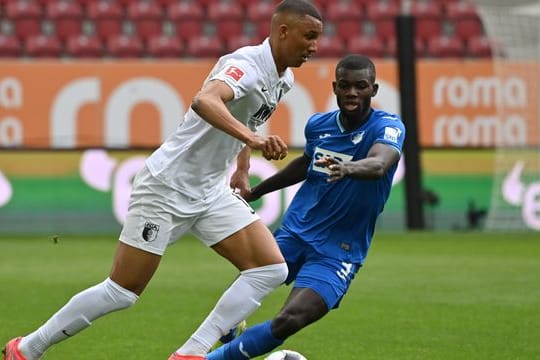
left=280, top=108, right=405, bottom=264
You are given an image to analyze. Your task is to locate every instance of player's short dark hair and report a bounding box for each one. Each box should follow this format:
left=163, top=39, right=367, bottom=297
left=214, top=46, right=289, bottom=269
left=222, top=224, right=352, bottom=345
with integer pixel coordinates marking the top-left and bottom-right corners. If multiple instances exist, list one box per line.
left=275, top=0, right=322, bottom=21
left=336, top=54, right=376, bottom=81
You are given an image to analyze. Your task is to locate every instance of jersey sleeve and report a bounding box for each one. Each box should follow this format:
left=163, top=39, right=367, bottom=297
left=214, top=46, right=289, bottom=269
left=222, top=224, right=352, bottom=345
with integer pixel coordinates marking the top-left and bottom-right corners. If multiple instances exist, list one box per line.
left=303, top=114, right=319, bottom=158
left=373, top=116, right=406, bottom=155
left=210, top=59, right=258, bottom=100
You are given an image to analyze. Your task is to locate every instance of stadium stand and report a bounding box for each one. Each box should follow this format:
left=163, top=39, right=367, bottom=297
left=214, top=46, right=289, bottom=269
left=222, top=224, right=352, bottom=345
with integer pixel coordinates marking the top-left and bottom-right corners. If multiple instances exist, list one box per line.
left=365, top=1, right=400, bottom=42
left=106, top=34, right=144, bottom=58
left=466, top=34, right=493, bottom=58
left=245, top=1, right=273, bottom=42
left=46, top=0, right=84, bottom=42
left=65, top=34, right=104, bottom=58
left=166, top=1, right=204, bottom=42
left=347, top=34, right=386, bottom=58
left=5, top=0, right=42, bottom=41
left=409, top=1, right=443, bottom=42
left=445, top=1, right=484, bottom=41
left=25, top=33, right=62, bottom=57
left=185, top=34, right=224, bottom=58
left=147, top=34, right=183, bottom=57
left=0, top=0, right=499, bottom=59
left=426, top=33, right=466, bottom=58
left=127, top=1, right=163, bottom=42
left=0, top=34, right=22, bottom=57
left=207, top=1, right=244, bottom=41
left=87, top=1, right=124, bottom=42
left=326, top=1, right=363, bottom=41
left=315, top=34, right=346, bottom=58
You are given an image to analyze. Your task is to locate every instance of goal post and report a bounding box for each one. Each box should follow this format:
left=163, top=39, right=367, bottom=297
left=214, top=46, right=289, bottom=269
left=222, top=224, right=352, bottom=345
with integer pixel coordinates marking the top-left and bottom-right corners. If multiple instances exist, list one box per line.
left=472, top=1, right=540, bottom=231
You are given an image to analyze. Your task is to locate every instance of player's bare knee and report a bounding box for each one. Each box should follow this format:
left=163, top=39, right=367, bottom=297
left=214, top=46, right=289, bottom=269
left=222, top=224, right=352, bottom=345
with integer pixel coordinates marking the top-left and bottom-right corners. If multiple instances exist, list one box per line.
left=272, top=310, right=305, bottom=339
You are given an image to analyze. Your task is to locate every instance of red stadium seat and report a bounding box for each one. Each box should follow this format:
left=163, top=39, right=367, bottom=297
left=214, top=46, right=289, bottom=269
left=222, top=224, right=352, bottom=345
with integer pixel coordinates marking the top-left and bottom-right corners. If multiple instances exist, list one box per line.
left=445, top=1, right=484, bottom=40
left=167, top=1, right=204, bottom=41
left=326, top=1, right=363, bottom=40
left=426, top=34, right=465, bottom=58
left=347, top=35, right=385, bottom=58
left=65, top=34, right=104, bottom=58
left=25, top=34, right=62, bottom=57
left=185, top=34, right=224, bottom=58
left=207, top=2, right=244, bottom=40
left=246, top=2, right=273, bottom=42
left=87, top=1, right=124, bottom=42
left=386, top=36, right=426, bottom=58
left=226, top=34, right=258, bottom=53
left=106, top=34, right=144, bottom=58
left=410, top=1, right=443, bottom=42
left=127, top=1, right=163, bottom=41
left=466, top=35, right=493, bottom=58
left=0, top=34, right=22, bottom=57
left=6, top=0, right=42, bottom=41
left=46, top=0, right=83, bottom=42
left=147, top=34, right=183, bottom=58
left=365, top=1, right=399, bottom=41
left=314, top=35, right=345, bottom=58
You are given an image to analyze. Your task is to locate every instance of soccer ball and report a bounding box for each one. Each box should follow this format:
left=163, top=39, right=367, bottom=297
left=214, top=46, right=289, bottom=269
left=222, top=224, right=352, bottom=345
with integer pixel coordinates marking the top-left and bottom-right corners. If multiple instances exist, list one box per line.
left=264, top=349, right=308, bottom=360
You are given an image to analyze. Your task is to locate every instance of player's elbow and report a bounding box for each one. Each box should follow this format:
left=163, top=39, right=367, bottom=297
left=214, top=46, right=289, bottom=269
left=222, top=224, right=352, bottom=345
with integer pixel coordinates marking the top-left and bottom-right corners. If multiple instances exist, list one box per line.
left=190, top=92, right=204, bottom=114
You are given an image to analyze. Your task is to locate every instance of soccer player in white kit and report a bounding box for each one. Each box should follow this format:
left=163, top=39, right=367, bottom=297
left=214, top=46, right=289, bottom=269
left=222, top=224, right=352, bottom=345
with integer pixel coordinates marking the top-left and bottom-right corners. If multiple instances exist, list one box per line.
left=2, top=1, right=323, bottom=360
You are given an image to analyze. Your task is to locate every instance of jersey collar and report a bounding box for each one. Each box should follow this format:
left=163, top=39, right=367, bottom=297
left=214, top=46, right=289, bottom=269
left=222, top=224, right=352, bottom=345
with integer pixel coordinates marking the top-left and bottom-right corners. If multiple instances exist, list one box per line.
left=261, top=38, right=282, bottom=83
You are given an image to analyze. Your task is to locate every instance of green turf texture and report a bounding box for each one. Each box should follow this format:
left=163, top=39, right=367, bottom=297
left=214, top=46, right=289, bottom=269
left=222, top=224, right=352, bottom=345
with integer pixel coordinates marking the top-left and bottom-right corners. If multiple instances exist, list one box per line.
left=1, top=232, right=539, bottom=359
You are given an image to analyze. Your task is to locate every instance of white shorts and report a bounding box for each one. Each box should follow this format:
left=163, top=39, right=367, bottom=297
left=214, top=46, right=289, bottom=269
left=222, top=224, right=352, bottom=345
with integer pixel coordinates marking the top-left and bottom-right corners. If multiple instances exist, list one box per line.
left=119, top=166, right=260, bottom=255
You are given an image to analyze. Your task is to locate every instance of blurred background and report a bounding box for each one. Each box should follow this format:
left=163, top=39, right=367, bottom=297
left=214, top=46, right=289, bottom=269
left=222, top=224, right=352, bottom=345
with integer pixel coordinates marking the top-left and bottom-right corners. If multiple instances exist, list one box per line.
left=0, top=0, right=538, bottom=234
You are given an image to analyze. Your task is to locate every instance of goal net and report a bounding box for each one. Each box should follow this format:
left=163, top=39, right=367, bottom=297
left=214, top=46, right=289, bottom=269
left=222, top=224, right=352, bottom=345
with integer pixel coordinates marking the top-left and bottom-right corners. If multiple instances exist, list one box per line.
left=473, top=1, right=540, bottom=231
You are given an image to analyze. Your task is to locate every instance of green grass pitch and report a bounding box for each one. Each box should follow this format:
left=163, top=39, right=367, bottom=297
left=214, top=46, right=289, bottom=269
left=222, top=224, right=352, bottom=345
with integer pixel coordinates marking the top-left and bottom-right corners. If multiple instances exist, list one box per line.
left=1, top=232, right=539, bottom=359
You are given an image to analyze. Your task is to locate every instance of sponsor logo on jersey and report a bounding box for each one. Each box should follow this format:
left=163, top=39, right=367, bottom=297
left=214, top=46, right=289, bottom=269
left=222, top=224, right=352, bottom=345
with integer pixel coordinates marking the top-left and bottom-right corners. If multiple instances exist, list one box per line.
left=351, top=131, right=365, bottom=144
left=384, top=127, right=401, bottom=143
left=142, top=221, right=160, bottom=242
left=249, top=104, right=275, bottom=127
left=313, top=147, right=353, bottom=174
left=224, top=66, right=245, bottom=81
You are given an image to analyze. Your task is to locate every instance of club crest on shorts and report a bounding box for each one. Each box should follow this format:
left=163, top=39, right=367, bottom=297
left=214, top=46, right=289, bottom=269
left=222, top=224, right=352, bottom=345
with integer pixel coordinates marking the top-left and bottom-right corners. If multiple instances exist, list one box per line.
left=142, top=221, right=160, bottom=242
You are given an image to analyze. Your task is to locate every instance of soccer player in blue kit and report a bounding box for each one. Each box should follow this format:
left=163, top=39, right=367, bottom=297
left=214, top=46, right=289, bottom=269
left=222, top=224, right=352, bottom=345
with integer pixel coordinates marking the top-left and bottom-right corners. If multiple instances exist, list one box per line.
left=207, top=54, right=406, bottom=360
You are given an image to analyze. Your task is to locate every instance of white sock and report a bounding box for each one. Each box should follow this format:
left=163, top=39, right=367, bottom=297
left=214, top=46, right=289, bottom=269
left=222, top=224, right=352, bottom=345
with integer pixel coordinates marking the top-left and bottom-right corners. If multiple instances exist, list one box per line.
left=19, top=277, right=138, bottom=360
left=175, top=263, right=288, bottom=355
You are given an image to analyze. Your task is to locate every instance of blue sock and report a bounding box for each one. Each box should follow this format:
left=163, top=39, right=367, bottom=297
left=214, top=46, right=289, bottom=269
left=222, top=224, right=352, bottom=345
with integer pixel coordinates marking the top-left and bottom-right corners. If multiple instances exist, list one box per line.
left=207, top=320, right=284, bottom=360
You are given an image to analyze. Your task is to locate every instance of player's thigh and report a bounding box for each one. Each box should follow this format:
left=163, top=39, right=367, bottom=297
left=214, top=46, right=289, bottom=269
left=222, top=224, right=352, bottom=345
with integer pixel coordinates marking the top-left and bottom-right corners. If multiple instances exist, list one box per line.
left=193, top=191, right=284, bottom=270
left=295, top=256, right=360, bottom=310
left=274, top=227, right=309, bottom=284
left=119, top=166, right=194, bottom=256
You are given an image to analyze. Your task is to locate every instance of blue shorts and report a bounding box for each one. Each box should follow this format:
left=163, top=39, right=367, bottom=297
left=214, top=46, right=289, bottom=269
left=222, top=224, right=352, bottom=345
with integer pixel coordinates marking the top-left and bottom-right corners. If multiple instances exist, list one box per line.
left=275, top=228, right=361, bottom=310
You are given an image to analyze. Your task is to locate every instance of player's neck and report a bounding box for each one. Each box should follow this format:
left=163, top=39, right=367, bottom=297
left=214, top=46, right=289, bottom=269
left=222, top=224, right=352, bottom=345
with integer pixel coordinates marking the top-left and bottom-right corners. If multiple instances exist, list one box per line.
left=339, top=108, right=372, bottom=131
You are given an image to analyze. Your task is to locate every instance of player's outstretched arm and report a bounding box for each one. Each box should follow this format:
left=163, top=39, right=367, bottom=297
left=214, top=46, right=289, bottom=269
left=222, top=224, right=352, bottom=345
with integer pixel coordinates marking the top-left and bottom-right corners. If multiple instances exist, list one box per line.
left=316, top=143, right=400, bottom=182
left=192, top=80, right=288, bottom=160
left=247, top=153, right=311, bottom=201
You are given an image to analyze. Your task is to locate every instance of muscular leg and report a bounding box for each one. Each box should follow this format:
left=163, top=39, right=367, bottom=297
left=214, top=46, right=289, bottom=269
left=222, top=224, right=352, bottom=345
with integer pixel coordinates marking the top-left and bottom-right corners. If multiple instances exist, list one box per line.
left=174, top=220, right=288, bottom=356
left=109, top=241, right=162, bottom=295
left=272, top=287, right=328, bottom=339
left=206, top=288, right=328, bottom=360
left=18, top=242, right=160, bottom=359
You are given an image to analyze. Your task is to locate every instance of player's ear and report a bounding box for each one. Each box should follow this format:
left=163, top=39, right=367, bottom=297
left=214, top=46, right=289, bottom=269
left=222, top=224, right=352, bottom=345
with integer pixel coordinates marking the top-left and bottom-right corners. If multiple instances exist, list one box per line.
left=332, top=81, right=337, bottom=94
left=371, top=83, right=379, bottom=97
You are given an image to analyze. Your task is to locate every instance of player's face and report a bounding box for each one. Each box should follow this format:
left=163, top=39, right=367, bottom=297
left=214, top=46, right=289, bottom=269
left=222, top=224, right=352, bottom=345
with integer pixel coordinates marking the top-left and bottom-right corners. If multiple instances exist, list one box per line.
left=333, top=68, right=378, bottom=118
left=281, top=15, right=322, bottom=68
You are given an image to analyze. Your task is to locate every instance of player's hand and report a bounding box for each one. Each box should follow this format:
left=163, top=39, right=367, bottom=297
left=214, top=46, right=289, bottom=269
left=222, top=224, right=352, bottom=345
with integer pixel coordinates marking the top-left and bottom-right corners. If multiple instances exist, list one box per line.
left=315, top=156, right=349, bottom=182
left=247, top=135, right=288, bottom=161
left=230, top=169, right=251, bottom=199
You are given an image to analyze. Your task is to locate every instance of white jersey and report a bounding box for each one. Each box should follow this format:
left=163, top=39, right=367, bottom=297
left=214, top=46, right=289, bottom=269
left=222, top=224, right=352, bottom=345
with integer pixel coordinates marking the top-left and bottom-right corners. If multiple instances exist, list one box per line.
left=146, top=38, right=294, bottom=204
